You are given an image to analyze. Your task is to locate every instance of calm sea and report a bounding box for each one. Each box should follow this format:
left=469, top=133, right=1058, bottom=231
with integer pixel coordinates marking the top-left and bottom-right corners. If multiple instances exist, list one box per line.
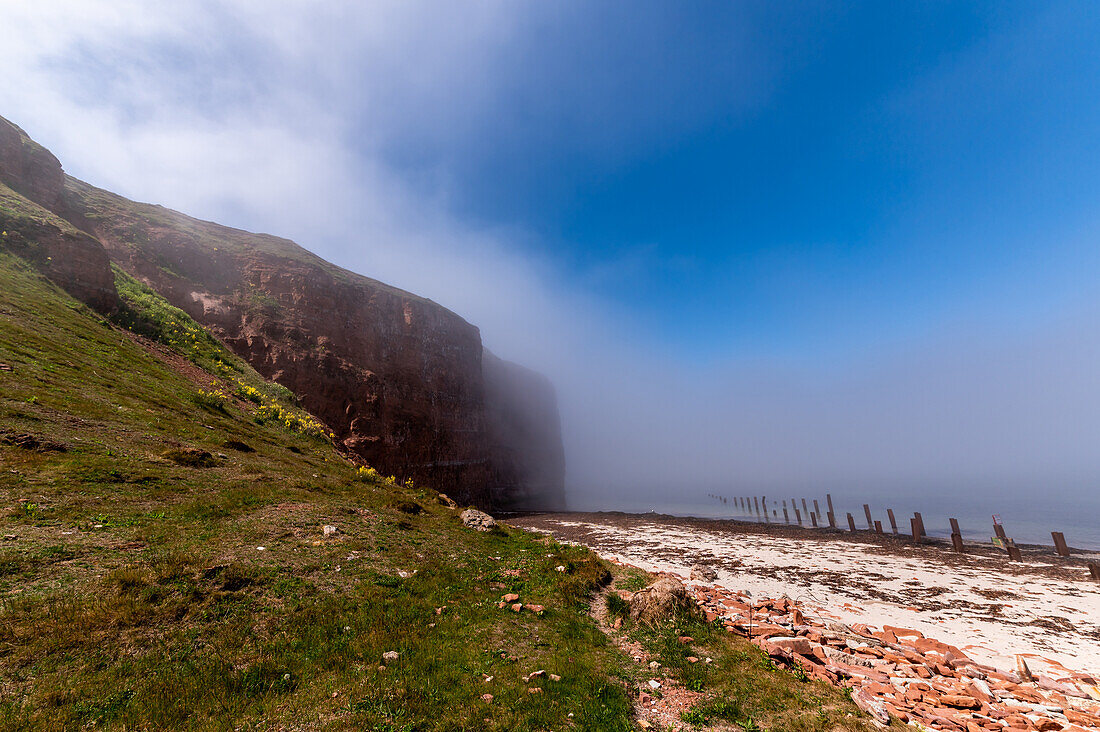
left=567, top=486, right=1100, bottom=552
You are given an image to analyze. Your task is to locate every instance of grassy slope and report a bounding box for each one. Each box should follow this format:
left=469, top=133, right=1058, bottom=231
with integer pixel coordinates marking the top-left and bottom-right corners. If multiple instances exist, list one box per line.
left=0, top=250, right=635, bottom=730
left=0, top=182, right=873, bottom=731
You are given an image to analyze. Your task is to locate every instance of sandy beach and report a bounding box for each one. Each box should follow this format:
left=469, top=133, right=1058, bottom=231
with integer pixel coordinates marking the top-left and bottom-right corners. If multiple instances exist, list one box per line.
left=511, top=512, right=1100, bottom=678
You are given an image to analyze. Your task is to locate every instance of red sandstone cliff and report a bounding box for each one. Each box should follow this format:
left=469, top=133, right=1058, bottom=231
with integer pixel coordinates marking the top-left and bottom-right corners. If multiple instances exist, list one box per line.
left=0, top=114, right=564, bottom=510
left=0, top=119, right=117, bottom=312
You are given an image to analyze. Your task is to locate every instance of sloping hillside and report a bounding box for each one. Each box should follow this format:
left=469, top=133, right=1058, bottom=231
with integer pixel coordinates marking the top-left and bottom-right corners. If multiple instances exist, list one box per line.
left=0, top=237, right=631, bottom=728
left=0, top=118, right=872, bottom=732
left=0, top=113, right=564, bottom=510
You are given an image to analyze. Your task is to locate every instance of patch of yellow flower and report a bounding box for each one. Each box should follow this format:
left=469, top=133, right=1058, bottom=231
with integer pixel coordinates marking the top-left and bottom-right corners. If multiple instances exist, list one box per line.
left=255, top=403, right=331, bottom=439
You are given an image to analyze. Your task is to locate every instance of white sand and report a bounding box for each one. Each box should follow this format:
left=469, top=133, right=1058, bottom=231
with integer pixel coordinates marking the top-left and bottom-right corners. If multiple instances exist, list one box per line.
left=544, top=518, right=1100, bottom=678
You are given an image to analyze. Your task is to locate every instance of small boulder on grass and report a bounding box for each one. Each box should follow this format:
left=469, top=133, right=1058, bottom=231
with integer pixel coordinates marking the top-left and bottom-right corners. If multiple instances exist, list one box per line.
left=628, top=577, right=695, bottom=625
left=460, top=509, right=496, bottom=531
left=382, top=651, right=399, bottom=664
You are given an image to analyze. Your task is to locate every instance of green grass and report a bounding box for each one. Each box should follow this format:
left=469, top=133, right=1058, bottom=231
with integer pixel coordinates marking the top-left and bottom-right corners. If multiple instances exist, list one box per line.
left=607, top=573, right=878, bottom=732
left=0, top=248, right=635, bottom=730
left=0, top=176, right=876, bottom=730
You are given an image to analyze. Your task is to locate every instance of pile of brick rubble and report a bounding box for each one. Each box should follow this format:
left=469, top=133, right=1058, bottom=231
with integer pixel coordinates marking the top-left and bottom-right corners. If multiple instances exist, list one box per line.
left=685, top=579, right=1100, bottom=731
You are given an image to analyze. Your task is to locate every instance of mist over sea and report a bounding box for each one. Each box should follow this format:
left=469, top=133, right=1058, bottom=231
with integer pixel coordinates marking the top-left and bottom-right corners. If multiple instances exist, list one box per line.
left=566, top=484, right=1100, bottom=552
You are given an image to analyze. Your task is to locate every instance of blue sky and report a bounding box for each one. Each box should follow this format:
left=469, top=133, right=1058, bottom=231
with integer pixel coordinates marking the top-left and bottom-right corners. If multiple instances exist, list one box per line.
left=5, top=2, right=1100, bottom=502
left=358, top=2, right=1100, bottom=359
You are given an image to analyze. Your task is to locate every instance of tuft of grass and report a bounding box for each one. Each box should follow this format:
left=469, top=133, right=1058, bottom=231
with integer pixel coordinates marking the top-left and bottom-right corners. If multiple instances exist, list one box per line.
left=162, top=447, right=216, bottom=468
left=606, top=591, right=629, bottom=619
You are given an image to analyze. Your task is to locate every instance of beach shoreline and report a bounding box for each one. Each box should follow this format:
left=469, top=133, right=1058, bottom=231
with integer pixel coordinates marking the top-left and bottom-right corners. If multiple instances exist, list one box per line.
left=509, top=511, right=1100, bottom=678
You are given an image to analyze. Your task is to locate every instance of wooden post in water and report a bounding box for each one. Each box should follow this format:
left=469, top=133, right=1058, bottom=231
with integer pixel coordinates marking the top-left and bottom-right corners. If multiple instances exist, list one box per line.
left=827, top=511, right=836, bottom=528
left=887, top=509, right=898, bottom=535
left=911, top=517, right=921, bottom=544
left=847, top=513, right=857, bottom=532
left=782, top=501, right=790, bottom=524
left=813, top=499, right=821, bottom=517
left=810, top=512, right=818, bottom=528
left=1006, top=540, right=1022, bottom=562
left=762, top=497, right=769, bottom=522
left=1052, top=532, right=1070, bottom=557
left=801, top=498, right=809, bottom=516
left=874, top=520, right=883, bottom=534
left=827, top=493, right=835, bottom=517
left=753, top=496, right=760, bottom=513
left=949, top=518, right=961, bottom=535
left=1089, top=562, right=1100, bottom=581
left=914, top=512, right=927, bottom=537
left=993, top=521, right=1007, bottom=541
left=863, top=504, right=874, bottom=531
left=794, top=507, right=802, bottom=526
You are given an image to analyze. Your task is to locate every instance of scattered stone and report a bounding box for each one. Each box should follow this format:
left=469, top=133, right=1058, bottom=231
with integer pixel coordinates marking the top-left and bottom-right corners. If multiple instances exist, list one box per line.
left=549, top=673, right=561, bottom=682
left=526, top=604, right=545, bottom=615
left=437, top=492, right=458, bottom=508
left=767, top=636, right=813, bottom=656
left=382, top=651, right=399, bottom=663
left=1016, top=655, right=1035, bottom=682
left=555, top=565, right=566, bottom=572
left=528, top=687, right=542, bottom=694
left=648, top=661, right=661, bottom=670
left=647, top=679, right=661, bottom=689
left=502, top=593, right=520, bottom=602
left=942, top=695, right=980, bottom=709
left=460, top=509, right=496, bottom=531
left=686, top=656, right=699, bottom=664
left=480, top=693, right=493, bottom=702
left=690, top=563, right=718, bottom=582
left=322, top=525, right=338, bottom=536
left=511, top=603, right=522, bottom=612
left=677, top=635, right=694, bottom=645
left=523, top=670, right=546, bottom=682
left=3, top=534, right=18, bottom=541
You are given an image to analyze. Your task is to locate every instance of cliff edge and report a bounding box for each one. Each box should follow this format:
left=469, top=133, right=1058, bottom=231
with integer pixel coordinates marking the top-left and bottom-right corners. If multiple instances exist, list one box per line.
left=0, top=114, right=564, bottom=510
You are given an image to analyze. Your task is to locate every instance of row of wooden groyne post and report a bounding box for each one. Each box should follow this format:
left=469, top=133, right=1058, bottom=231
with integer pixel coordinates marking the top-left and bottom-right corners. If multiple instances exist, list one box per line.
left=706, top=492, right=1100, bottom=582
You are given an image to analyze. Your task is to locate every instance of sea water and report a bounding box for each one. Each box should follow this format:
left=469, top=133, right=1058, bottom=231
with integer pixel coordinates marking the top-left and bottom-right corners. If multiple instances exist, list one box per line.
left=567, top=485, right=1100, bottom=552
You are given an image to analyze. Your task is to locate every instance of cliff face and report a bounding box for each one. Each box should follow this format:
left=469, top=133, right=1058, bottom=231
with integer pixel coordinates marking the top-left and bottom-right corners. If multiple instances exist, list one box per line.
left=483, top=352, right=567, bottom=510
left=0, top=114, right=564, bottom=510
left=62, top=179, right=500, bottom=506
left=0, top=119, right=117, bottom=312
